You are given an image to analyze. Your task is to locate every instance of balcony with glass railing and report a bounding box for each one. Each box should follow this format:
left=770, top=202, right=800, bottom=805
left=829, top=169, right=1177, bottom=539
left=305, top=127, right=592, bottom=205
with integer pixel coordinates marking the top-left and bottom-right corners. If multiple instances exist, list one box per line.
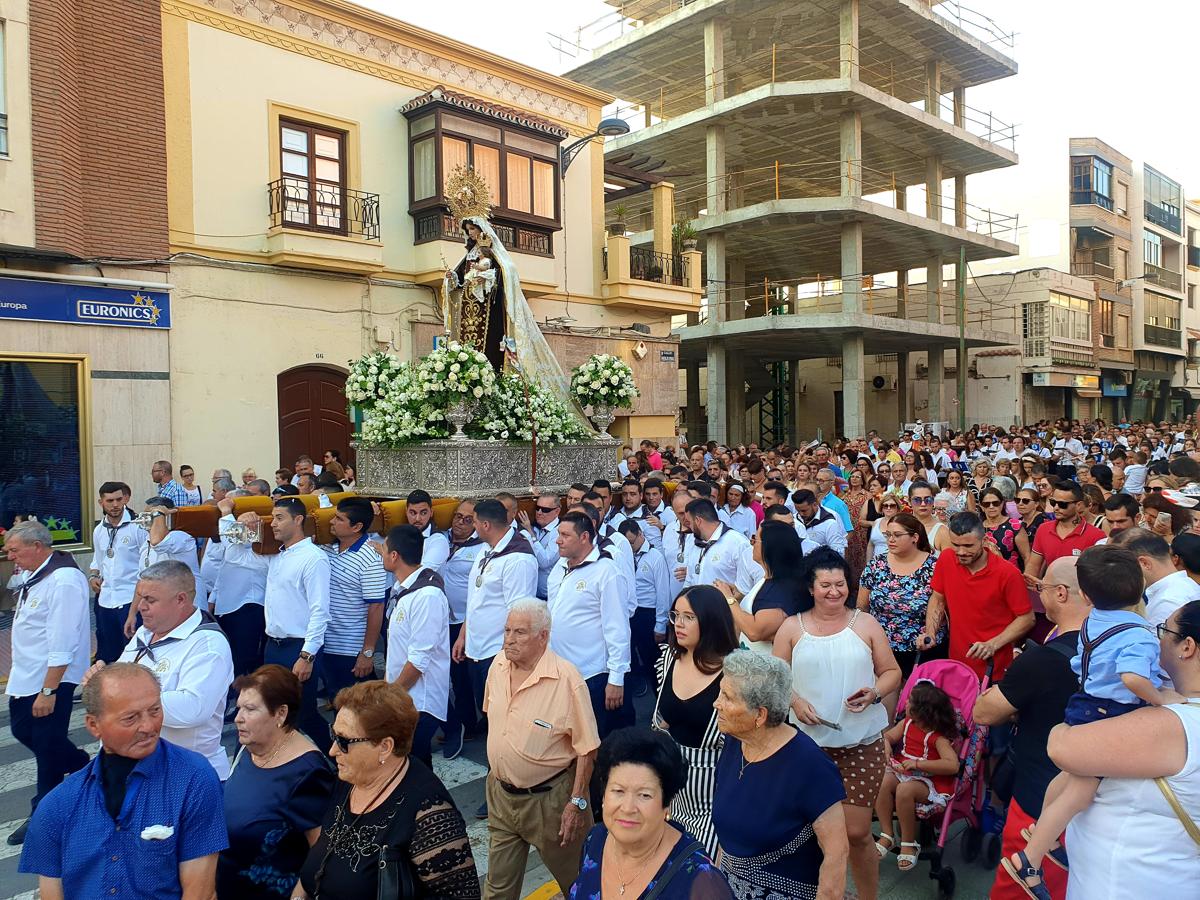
left=1145, top=201, right=1182, bottom=234
left=1144, top=261, right=1182, bottom=292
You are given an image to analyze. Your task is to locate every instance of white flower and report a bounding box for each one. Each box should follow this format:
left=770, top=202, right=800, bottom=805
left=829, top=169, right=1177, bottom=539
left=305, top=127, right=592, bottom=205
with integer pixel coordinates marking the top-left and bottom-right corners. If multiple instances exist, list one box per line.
left=450, top=363, right=461, bottom=373
left=473, top=386, right=484, bottom=397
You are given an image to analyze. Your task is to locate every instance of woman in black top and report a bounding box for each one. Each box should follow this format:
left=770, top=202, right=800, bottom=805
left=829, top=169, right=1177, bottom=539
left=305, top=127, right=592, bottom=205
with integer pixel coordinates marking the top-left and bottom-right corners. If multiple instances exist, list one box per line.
left=296, top=681, right=479, bottom=900
left=651, top=585, right=738, bottom=854
left=718, top=520, right=806, bottom=653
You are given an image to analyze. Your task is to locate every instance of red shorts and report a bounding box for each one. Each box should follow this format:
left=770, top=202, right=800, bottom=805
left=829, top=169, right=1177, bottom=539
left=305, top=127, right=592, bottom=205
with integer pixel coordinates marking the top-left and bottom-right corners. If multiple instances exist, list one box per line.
left=989, top=796, right=1068, bottom=900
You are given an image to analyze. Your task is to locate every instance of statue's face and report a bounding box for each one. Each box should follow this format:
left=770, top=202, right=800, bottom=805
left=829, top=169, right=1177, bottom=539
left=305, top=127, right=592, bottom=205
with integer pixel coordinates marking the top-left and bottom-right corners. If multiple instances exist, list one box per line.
left=465, top=223, right=482, bottom=240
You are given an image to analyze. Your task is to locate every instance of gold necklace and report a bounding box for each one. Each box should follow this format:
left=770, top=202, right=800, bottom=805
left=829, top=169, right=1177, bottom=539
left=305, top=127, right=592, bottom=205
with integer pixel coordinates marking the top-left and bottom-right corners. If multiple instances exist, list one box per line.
left=255, top=731, right=289, bottom=768
left=610, top=827, right=666, bottom=896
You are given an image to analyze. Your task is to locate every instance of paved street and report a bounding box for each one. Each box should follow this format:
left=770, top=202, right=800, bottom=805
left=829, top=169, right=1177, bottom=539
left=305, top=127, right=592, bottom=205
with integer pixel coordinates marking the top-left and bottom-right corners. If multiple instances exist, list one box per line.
left=0, top=671, right=998, bottom=899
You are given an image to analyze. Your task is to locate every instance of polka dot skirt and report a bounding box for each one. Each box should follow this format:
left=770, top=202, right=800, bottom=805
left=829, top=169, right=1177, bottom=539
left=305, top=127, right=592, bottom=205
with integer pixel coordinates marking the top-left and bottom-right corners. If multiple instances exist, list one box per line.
left=823, top=738, right=887, bottom=807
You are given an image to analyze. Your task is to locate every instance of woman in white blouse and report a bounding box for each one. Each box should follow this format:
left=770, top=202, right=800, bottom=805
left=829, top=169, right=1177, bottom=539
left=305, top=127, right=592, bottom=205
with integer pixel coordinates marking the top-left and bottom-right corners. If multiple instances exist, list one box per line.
left=721, top=481, right=757, bottom=540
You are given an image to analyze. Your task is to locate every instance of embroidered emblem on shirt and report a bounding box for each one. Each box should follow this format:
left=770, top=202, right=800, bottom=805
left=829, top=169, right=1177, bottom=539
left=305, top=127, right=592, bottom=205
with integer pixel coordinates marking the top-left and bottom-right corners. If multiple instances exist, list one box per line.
left=575, top=580, right=586, bottom=590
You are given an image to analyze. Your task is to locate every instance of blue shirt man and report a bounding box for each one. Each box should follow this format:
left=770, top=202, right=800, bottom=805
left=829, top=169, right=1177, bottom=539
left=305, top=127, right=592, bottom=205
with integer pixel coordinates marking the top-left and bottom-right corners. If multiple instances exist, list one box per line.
left=20, top=662, right=226, bottom=898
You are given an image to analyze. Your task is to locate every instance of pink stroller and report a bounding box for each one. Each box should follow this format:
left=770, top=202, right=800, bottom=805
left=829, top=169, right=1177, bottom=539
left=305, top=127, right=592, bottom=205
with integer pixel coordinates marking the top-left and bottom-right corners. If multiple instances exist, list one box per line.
left=889, top=658, right=992, bottom=899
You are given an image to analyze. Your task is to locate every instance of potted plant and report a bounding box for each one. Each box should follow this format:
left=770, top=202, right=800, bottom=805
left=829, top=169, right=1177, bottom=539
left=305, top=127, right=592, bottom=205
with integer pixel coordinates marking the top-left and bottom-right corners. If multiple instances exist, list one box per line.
left=608, top=203, right=629, bottom=236
left=672, top=220, right=698, bottom=252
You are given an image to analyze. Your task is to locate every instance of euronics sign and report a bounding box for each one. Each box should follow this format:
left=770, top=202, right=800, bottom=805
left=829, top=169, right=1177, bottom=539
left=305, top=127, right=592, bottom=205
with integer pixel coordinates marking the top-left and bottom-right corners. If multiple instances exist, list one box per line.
left=0, top=276, right=171, bottom=329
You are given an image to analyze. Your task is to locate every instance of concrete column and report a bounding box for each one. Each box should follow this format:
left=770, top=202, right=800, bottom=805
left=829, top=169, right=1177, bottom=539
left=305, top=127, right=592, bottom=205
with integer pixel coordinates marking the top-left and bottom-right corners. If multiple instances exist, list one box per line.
left=840, top=110, right=862, bottom=198
left=839, top=0, right=859, bottom=80
left=706, top=342, right=728, bottom=445
left=704, top=18, right=726, bottom=105
left=842, top=333, right=866, bottom=438
left=954, top=175, right=967, bottom=228
left=706, top=125, right=727, bottom=215
left=897, top=269, right=908, bottom=317
left=927, top=255, right=943, bottom=324
left=895, top=186, right=907, bottom=212
left=651, top=181, right=675, bottom=257
left=926, top=155, right=944, bottom=222
left=705, top=122, right=727, bottom=325
left=842, top=221, right=863, bottom=315
left=896, top=351, right=910, bottom=426
left=789, top=363, right=805, bottom=443
left=924, top=60, right=942, bottom=115
left=952, top=86, right=966, bottom=127
left=727, top=351, right=746, bottom=444
left=928, top=347, right=945, bottom=423
left=685, top=363, right=702, bottom=439
left=727, top=257, right=746, bottom=320
left=705, top=231, right=726, bottom=323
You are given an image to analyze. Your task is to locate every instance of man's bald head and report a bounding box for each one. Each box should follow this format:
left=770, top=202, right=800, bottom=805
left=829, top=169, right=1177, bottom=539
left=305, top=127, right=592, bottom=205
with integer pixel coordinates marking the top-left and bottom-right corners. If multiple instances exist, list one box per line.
left=1041, top=556, right=1090, bottom=627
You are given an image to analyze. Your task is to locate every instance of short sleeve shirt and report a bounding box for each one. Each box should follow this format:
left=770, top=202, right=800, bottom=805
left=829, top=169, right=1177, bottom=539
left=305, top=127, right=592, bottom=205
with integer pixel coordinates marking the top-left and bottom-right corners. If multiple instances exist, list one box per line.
left=930, top=550, right=1031, bottom=680
left=1031, top=519, right=1105, bottom=567
left=1072, top=608, right=1165, bottom=703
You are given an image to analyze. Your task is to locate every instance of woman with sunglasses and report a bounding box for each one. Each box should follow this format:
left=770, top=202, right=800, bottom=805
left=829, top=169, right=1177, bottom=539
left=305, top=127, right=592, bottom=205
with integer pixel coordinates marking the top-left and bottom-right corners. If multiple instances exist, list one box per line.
left=296, top=681, right=479, bottom=900
left=859, top=475, right=889, bottom=530
left=979, top=486, right=1030, bottom=569
left=908, top=482, right=950, bottom=554
left=867, top=495, right=902, bottom=558
left=650, top=585, right=738, bottom=853
left=1046, top=600, right=1200, bottom=900
left=1016, top=487, right=1048, bottom=543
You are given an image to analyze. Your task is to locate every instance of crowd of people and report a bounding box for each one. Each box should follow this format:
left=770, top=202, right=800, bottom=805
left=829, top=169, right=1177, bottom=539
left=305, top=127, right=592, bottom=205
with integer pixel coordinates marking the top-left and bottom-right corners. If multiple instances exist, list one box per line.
left=5, top=419, right=1200, bottom=900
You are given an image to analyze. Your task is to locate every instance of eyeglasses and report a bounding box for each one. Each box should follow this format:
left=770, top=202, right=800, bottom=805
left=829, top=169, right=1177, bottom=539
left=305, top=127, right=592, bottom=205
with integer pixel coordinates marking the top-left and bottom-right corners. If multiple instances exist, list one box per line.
left=911, top=496, right=933, bottom=505
left=880, top=503, right=900, bottom=510
left=535, top=505, right=559, bottom=513
left=980, top=500, right=1002, bottom=508
left=1049, top=499, right=1076, bottom=509
left=883, top=531, right=914, bottom=540
left=329, top=725, right=373, bottom=753
left=452, top=513, right=475, bottom=522
left=1156, top=622, right=1187, bottom=641
left=668, top=610, right=698, bottom=625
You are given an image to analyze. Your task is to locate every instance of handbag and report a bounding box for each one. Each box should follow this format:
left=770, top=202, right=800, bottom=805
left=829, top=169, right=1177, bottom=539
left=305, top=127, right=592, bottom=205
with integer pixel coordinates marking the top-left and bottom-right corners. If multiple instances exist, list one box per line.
left=376, top=844, right=418, bottom=899
left=1155, top=699, right=1200, bottom=853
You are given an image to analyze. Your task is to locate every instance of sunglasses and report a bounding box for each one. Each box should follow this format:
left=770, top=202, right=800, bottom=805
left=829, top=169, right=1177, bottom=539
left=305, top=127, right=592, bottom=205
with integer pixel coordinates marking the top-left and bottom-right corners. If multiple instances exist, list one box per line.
left=1049, top=499, right=1076, bottom=509
left=1148, top=486, right=1165, bottom=493
left=1016, top=497, right=1036, bottom=504
left=535, top=505, right=559, bottom=513
left=981, top=500, right=1002, bottom=508
left=880, top=503, right=900, bottom=509
left=330, top=724, right=373, bottom=753
left=911, top=496, right=934, bottom=505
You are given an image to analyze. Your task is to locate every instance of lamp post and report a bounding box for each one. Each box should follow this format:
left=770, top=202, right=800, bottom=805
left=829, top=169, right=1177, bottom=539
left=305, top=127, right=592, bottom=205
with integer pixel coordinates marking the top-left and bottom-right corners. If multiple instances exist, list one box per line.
left=560, top=117, right=631, bottom=174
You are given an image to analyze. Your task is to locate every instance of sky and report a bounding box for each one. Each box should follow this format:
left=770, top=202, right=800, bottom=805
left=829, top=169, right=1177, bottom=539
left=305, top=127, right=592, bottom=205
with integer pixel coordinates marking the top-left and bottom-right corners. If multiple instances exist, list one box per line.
left=361, top=0, right=1200, bottom=269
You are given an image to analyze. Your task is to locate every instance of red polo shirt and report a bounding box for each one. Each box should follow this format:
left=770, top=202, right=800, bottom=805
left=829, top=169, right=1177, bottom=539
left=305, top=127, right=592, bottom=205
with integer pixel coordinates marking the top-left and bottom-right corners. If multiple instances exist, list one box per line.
left=1031, top=517, right=1105, bottom=566
left=930, top=550, right=1031, bottom=680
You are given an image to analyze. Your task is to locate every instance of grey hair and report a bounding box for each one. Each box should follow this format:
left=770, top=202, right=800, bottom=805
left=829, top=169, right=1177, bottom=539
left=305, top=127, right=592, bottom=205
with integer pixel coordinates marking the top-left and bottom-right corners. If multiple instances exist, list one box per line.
left=249, top=479, right=271, bottom=495
left=83, top=662, right=160, bottom=716
left=508, top=599, right=551, bottom=634
left=991, top=475, right=1018, bottom=500
left=138, top=560, right=196, bottom=599
left=226, top=488, right=250, bottom=499
left=214, top=477, right=236, bottom=492
left=6, top=519, right=53, bottom=548
left=213, top=469, right=233, bottom=480
left=722, top=650, right=792, bottom=727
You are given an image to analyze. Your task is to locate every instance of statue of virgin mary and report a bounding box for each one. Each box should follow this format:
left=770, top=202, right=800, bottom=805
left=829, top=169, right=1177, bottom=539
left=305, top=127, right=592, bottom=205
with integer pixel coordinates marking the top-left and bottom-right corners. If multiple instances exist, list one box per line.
left=443, top=214, right=593, bottom=433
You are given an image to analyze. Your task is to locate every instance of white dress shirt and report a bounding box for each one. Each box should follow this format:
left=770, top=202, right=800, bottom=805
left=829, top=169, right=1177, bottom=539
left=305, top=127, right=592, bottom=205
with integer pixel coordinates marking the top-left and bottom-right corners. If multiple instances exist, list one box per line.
left=682, top=523, right=752, bottom=590
left=599, top=529, right=637, bottom=616
left=528, top=518, right=561, bottom=599
left=633, top=544, right=674, bottom=633
left=6, top=555, right=91, bottom=698
left=723, top=504, right=757, bottom=540
left=225, top=536, right=330, bottom=655
left=438, top=534, right=486, bottom=625
left=1144, top=570, right=1200, bottom=628
left=464, top=528, right=539, bottom=659
left=419, top=523, right=451, bottom=570
left=144, top=530, right=207, bottom=609
left=547, top=547, right=630, bottom=685
left=208, top=515, right=267, bottom=616
left=91, top=511, right=147, bottom=609
left=120, top=609, right=234, bottom=778
left=386, top=568, right=451, bottom=719
left=608, top=506, right=662, bottom=549
left=798, top=508, right=848, bottom=555
left=646, top=502, right=677, bottom=533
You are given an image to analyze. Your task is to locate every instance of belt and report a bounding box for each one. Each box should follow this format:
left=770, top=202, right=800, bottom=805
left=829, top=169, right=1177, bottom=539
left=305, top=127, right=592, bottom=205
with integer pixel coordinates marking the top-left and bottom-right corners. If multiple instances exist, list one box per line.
left=498, top=768, right=568, bottom=795
left=266, top=635, right=303, bottom=645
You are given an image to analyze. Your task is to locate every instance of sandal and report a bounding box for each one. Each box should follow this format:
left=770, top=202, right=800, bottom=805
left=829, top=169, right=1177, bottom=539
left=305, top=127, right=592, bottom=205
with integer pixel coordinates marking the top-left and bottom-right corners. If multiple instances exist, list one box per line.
left=897, top=842, right=919, bottom=871
left=1001, top=850, right=1052, bottom=900
left=874, top=833, right=895, bottom=857
left=1020, top=826, right=1069, bottom=871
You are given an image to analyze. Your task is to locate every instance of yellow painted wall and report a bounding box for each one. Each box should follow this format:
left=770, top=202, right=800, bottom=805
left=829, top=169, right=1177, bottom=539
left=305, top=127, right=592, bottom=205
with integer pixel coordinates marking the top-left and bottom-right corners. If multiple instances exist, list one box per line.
left=0, top=0, right=36, bottom=249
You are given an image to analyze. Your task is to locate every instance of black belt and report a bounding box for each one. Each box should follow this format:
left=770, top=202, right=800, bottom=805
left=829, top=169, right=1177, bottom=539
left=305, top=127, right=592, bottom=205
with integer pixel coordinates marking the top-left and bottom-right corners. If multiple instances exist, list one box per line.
left=498, top=768, right=568, bottom=795
left=266, top=636, right=302, bottom=645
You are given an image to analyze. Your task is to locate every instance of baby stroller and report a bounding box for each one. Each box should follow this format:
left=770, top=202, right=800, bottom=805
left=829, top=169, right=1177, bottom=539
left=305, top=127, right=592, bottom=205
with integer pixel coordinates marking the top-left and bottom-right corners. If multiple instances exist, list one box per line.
left=889, top=658, right=992, bottom=899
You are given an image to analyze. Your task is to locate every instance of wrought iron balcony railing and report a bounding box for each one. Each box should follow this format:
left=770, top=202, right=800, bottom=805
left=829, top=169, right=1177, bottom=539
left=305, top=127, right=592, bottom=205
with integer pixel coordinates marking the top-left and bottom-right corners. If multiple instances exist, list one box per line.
left=268, top=177, right=380, bottom=241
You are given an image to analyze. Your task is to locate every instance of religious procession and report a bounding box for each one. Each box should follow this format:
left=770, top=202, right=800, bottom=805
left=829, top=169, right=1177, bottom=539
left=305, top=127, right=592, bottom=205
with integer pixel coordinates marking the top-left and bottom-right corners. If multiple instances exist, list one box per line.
left=3, top=1, right=1200, bottom=899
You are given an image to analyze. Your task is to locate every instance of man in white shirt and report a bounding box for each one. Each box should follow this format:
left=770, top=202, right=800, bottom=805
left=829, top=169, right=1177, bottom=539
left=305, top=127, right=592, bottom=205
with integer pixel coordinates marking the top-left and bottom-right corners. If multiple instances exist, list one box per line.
left=792, top=489, right=849, bottom=556
left=124, top=498, right=207, bottom=639
left=762, top=504, right=822, bottom=555
left=436, top=499, right=486, bottom=757
left=680, top=498, right=753, bottom=589
left=229, top=497, right=331, bottom=744
left=452, top=498, right=539, bottom=731
left=642, top=479, right=676, bottom=536
left=4, top=520, right=91, bottom=845
left=927, top=436, right=951, bottom=471
left=661, top=489, right=692, bottom=603
left=1111, top=527, right=1200, bottom=626
left=583, top=493, right=636, bottom=611
left=212, top=497, right=267, bottom=679
left=607, top=480, right=660, bottom=549
left=381, top=524, right=450, bottom=768
left=992, top=434, right=1019, bottom=463
left=406, top=489, right=450, bottom=570
left=547, top=511, right=631, bottom=736
left=88, top=481, right=148, bottom=663
left=323, top=498, right=390, bottom=698
left=289, top=454, right=323, bottom=487
left=617, top=519, right=672, bottom=698
left=107, top=560, right=234, bottom=778
left=517, top=492, right=561, bottom=600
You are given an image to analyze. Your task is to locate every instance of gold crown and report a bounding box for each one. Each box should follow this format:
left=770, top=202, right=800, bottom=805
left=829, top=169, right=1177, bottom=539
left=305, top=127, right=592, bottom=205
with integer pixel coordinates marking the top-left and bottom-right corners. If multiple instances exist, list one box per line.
left=446, top=165, right=494, bottom=223
left=477, top=233, right=493, bottom=248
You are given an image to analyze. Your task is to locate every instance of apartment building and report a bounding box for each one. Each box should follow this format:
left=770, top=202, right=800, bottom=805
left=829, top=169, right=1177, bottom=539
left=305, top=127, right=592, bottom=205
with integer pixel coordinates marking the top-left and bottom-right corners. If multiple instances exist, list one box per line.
left=563, top=0, right=1021, bottom=442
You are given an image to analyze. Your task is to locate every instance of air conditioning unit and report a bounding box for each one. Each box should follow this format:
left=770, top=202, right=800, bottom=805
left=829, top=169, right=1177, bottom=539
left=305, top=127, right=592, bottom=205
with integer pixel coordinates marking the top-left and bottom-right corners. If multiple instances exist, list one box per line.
left=1114, top=371, right=1132, bottom=386
left=871, top=375, right=897, bottom=391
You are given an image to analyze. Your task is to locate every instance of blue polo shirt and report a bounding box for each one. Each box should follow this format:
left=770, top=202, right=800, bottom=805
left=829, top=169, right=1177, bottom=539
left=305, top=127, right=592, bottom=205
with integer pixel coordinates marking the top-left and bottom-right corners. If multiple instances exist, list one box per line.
left=20, top=739, right=227, bottom=898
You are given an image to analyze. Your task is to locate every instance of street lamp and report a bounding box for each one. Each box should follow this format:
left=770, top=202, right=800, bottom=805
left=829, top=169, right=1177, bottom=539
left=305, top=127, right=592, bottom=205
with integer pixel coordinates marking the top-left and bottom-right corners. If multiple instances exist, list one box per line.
left=560, top=117, right=630, bottom=174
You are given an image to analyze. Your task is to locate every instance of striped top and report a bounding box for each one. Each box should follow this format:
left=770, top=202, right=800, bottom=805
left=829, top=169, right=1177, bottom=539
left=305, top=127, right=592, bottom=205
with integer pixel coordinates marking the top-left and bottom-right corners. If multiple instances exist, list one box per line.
left=323, top=537, right=389, bottom=656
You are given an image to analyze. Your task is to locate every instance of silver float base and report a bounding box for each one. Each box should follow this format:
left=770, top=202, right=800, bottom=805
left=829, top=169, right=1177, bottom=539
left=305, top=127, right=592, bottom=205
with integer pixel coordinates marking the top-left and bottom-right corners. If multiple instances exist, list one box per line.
left=355, top=439, right=618, bottom=498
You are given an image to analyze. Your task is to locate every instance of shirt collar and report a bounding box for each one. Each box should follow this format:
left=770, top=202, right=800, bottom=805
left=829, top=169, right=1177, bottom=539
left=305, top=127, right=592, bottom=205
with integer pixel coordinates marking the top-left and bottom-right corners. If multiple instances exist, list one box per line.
left=499, top=646, right=562, bottom=692
left=26, top=553, right=54, bottom=580
left=1146, top=569, right=1194, bottom=600
left=140, top=608, right=203, bottom=644
left=281, top=536, right=314, bottom=553
left=489, top=527, right=514, bottom=554
left=103, top=510, right=135, bottom=527
left=336, top=535, right=369, bottom=554
left=86, top=737, right=168, bottom=788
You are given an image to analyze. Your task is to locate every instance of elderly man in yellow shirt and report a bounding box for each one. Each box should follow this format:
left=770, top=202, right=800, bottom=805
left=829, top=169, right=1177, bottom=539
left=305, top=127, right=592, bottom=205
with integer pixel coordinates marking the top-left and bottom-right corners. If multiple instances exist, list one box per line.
left=482, top=600, right=601, bottom=900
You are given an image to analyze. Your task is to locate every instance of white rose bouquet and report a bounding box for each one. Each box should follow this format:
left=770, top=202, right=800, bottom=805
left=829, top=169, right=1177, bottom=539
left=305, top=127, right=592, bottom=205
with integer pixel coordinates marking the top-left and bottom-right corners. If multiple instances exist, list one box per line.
left=346, top=351, right=404, bottom=409
left=416, top=340, right=497, bottom=408
left=475, top=372, right=592, bottom=445
left=570, top=353, right=639, bottom=410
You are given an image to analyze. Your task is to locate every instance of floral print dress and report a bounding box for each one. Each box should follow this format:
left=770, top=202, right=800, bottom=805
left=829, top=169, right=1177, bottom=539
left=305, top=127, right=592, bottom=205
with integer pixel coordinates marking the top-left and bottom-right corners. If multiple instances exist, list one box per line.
left=984, top=518, right=1024, bottom=567
left=858, top=553, right=944, bottom=653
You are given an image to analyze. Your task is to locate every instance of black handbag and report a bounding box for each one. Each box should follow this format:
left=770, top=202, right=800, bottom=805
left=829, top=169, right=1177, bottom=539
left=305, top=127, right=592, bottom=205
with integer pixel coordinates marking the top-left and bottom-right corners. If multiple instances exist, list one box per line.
left=376, top=844, right=418, bottom=899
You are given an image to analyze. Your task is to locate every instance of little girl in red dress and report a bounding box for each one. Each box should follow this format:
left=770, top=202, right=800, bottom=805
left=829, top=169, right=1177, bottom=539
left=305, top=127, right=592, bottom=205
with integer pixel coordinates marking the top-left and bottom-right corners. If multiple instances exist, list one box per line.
left=873, top=681, right=960, bottom=871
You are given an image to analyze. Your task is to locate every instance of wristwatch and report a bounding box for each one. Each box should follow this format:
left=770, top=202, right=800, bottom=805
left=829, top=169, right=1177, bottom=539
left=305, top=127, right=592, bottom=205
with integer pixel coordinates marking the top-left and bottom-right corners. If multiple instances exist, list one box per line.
left=359, top=649, right=375, bottom=659
left=298, top=651, right=315, bottom=663
left=569, top=796, right=588, bottom=811
left=40, top=687, right=55, bottom=697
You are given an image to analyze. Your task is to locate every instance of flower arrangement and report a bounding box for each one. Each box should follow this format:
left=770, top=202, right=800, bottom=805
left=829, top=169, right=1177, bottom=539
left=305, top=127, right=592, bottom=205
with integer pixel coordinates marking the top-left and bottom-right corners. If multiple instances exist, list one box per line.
left=570, top=353, right=639, bottom=410
left=358, top=362, right=447, bottom=446
left=415, top=341, right=496, bottom=407
left=346, top=351, right=405, bottom=406
left=474, top=372, right=591, bottom=444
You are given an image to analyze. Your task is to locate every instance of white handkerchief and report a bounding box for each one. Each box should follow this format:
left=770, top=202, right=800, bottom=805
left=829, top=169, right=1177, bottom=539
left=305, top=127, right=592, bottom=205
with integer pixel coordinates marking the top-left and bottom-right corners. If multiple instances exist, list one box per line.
left=140, top=825, right=175, bottom=840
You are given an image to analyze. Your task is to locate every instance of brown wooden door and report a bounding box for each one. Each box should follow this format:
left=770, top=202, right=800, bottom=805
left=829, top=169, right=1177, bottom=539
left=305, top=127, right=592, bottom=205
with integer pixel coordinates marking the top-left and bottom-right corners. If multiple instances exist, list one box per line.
left=277, top=365, right=354, bottom=470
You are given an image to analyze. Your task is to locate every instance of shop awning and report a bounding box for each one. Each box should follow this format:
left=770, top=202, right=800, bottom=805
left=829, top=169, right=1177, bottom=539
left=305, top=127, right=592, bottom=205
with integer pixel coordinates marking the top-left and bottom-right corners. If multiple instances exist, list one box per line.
left=1075, top=389, right=1103, bottom=399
